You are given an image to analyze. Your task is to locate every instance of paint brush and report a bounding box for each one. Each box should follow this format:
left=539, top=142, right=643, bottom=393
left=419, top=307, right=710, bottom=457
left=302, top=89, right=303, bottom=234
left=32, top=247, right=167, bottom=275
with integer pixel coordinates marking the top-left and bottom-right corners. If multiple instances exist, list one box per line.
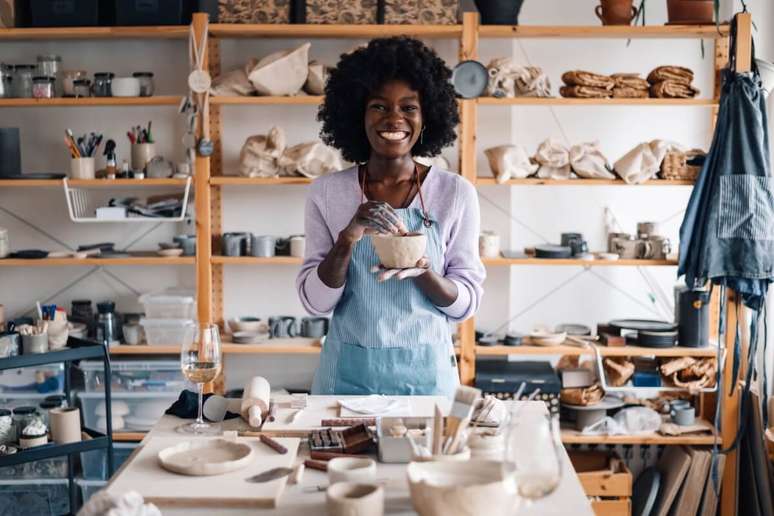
left=444, top=385, right=481, bottom=442
left=432, top=404, right=444, bottom=455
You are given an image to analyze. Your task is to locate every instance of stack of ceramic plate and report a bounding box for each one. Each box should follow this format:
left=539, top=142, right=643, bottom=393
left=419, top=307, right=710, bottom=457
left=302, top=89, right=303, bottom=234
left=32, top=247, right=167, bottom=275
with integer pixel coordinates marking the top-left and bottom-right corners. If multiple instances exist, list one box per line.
left=231, top=331, right=269, bottom=345
left=609, top=319, right=678, bottom=348
left=529, top=330, right=567, bottom=346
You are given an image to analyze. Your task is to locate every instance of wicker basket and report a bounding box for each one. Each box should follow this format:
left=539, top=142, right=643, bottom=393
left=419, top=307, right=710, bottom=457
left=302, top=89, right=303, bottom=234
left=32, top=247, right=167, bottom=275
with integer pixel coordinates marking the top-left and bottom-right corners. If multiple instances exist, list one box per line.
left=660, top=148, right=704, bottom=181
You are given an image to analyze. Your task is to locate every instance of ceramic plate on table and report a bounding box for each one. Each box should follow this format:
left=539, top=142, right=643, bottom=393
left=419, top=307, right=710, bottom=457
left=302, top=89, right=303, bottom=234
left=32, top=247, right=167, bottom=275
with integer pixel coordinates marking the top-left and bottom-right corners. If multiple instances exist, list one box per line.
left=158, top=439, right=254, bottom=476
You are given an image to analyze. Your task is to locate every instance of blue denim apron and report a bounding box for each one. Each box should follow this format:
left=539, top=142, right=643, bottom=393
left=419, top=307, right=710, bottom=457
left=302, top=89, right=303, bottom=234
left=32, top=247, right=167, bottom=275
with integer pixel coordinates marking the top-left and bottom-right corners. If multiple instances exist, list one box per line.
left=311, top=207, right=459, bottom=397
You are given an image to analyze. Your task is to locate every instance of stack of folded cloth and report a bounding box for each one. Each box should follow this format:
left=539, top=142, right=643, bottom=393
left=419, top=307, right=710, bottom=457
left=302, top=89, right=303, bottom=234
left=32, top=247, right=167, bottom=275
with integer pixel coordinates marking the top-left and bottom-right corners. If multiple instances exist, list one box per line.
left=647, top=65, right=699, bottom=98
left=611, top=73, right=650, bottom=98
left=560, top=70, right=615, bottom=98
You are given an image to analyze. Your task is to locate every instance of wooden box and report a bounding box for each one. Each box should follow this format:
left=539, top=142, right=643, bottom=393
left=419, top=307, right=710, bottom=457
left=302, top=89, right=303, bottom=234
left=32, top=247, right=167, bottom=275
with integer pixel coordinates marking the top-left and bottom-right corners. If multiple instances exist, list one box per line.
left=218, top=0, right=292, bottom=24
left=382, top=0, right=458, bottom=25
left=569, top=450, right=632, bottom=516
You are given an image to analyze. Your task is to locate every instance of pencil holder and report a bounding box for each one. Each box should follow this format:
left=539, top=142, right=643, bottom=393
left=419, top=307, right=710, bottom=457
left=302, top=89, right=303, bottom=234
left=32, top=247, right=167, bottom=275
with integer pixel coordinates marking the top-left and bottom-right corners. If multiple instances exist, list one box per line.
left=131, top=143, right=156, bottom=172
left=69, top=157, right=95, bottom=179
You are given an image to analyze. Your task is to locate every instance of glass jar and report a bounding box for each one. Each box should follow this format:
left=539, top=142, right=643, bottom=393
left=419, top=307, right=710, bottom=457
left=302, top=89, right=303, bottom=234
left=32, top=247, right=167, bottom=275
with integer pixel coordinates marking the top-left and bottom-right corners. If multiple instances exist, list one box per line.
left=32, top=76, right=55, bottom=99
left=36, top=55, right=61, bottom=96
left=93, top=72, right=114, bottom=97
left=11, top=406, right=38, bottom=442
left=0, top=409, right=13, bottom=445
left=62, top=70, right=87, bottom=97
left=73, top=79, right=91, bottom=98
left=12, top=65, right=35, bottom=98
left=0, top=64, right=11, bottom=99
left=132, top=72, right=154, bottom=97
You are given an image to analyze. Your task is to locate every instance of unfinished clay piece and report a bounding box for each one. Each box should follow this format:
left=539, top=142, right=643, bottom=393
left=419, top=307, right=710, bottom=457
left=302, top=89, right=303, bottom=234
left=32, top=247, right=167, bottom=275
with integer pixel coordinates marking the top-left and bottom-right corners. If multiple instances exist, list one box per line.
left=569, top=142, right=615, bottom=179
left=484, top=145, right=538, bottom=183
left=371, top=233, right=427, bottom=269
left=614, top=139, right=684, bottom=184
left=210, top=59, right=258, bottom=97
left=277, top=142, right=344, bottom=178
left=304, top=61, right=329, bottom=95
left=158, top=439, right=254, bottom=477
left=407, top=460, right=512, bottom=516
left=248, top=43, right=311, bottom=96
left=239, top=127, right=287, bottom=178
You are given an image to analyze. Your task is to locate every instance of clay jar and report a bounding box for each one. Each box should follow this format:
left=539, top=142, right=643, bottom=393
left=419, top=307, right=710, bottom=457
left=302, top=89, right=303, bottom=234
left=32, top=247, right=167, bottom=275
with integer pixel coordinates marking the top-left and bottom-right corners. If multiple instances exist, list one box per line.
left=595, top=0, right=637, bottom=25
left=667, top=0, right=714, bottom=24
left=371, top=232, right=427, bottom=269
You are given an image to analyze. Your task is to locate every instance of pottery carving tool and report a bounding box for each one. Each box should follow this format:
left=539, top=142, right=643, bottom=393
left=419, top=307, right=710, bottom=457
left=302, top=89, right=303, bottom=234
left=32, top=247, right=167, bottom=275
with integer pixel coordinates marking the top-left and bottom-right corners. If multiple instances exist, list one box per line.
left=304, top=459, right=328, bottom=472
left=259, top=434, right=288, bottom=455
left=245, top=467, right=293, bottom=484
left=240, top=376, right=271, bottom=428
left=432, top=404, right=444, bottom=455
left=444, top=385, right=481, bottom=443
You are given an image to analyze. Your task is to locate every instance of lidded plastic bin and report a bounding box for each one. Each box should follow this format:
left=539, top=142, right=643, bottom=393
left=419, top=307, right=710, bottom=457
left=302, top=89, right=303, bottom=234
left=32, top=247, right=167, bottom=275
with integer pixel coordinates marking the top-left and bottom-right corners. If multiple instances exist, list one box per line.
left=139, top=318, right=193, bottom=347
left=78, top=391, right=178, bottom=433
left=78, top=360, right=186, bottom=393
left=139, top=289, right=195, bottom=320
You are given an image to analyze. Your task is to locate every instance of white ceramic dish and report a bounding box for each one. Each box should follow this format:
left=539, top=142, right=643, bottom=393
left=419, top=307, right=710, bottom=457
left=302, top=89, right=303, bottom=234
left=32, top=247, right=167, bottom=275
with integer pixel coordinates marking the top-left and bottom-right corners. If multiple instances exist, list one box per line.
left=406, top=460, right=512, bottom=516
left=111, top=77, right=141, bottom=97
left=371, top=233, right=427, bottom=269
left=157, top=248, right=184, bottom=257
left=158, top=438, right=254, bottom=476
left=229, top=317, right=269, bottom=334
left=529, top=331, right=567, bottom=346
left=232, top=331, right=269, bottom=344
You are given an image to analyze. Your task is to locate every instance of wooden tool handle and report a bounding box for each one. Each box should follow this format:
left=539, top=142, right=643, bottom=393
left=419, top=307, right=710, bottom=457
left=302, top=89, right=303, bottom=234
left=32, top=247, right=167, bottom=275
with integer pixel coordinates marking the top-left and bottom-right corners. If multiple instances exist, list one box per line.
left=304, top=459, right=328, bottom=472
left=310, top=451, right=369, bottom=461
left=259, top=434, right=288, bottom=454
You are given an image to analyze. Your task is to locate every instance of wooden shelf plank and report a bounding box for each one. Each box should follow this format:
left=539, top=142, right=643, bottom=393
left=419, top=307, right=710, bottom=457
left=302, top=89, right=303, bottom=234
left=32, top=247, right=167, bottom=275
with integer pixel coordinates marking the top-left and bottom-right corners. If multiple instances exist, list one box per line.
left=222, top=339, right=322, bottom=354
left=478, top=96, right=718, bottom=106
left=476, top=177, right=694, bottom=186
left=212, top=256, right=302, bottom=265
left=209, top=23, right=463, bottom=39
left=110, top=346, right=179, bottom=355
left=0, top=253, right=195, bottom=267
left=482, top=257, right=678, bottom=266
left=211, top=96, right=323, bottom=106
left=0, top=96, right=182, bottom=107
left=0, top=178, right=189, bottom=188
left=476, top=344, right=719, bottom=357
left=210, top=176, right=312, bottom=185
left=479, top=24, right=730, bottom=39
left=0, top=26, right=188, bottom=40
left=561, top=426, right=717, bottom=445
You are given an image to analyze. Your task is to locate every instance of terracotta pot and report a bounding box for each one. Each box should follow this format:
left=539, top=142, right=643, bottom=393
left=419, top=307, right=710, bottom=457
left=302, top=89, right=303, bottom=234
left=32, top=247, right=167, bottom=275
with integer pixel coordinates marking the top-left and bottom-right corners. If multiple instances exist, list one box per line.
left=595, top=0, right=637, bottom=25
left=667, top=0, right=714, bottom=24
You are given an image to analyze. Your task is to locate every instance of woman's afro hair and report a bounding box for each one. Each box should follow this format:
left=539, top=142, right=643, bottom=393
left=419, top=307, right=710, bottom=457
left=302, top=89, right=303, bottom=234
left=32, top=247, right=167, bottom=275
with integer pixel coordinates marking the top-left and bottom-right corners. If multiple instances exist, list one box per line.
left=318, top=36, right=459, bottom=163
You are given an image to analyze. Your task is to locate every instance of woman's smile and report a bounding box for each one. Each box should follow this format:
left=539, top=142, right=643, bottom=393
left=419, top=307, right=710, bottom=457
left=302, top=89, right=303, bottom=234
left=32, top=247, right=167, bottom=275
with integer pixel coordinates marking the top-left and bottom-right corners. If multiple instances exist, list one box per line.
left=378, top=130, right=410, bottom=142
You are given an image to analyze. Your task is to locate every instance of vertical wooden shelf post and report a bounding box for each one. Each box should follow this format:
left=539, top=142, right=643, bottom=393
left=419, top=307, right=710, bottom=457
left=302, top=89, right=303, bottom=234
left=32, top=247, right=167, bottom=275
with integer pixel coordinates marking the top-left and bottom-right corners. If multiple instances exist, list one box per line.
left=458, top=7, right=479, bottom=386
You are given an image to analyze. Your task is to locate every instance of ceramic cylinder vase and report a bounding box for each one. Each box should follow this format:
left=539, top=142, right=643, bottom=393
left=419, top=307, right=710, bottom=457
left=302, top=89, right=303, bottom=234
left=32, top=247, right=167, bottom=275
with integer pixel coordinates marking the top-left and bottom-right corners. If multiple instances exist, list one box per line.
left=22, top=333, right=48, bottom=354
left=49, top=407, right=81, bottom=444
left=595, top=0, right=637, bottom=25
left=290, top=235, right=306, bottom=258
left=70, top=157, right=95, bottom=179
left=131, top=143, right=156, bottom=171
left=251, top=235, right=276, bottom=258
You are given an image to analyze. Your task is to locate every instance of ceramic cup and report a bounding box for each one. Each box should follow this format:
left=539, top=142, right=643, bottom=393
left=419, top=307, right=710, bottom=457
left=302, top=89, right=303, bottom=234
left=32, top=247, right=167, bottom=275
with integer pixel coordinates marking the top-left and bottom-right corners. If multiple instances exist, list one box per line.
left=300, top=317, right=328, bottom=338
left=637, top=221, right=657, bottom=239
left=122, top=323, right=143, bottom=345
left=326, top=482, right=384, bottom=516
left=22, top=333, right=48, bottom=354
left=269, top=316, right=297, bottom=338
left=612, top=237, right=651, bottom=259
left=328, top=457, right=377, bottom=484
left=671, top=406, right=695, bottom=426
left=289, top=235, right=306, bottom=258
left=223, top=233, right=248, bottom=257
left=479, top=231, right=500, bottom=258
left=595, top=0, right=637, bottom=25
left=70, top=157, right=96, bottom=179
left=111, top=77, right=141, bottom=97
left=174, top=234, right=196, bottom=256
left=561, top=233, right=588, bottom=256
left=646, top=236, right=671, bottom=260
left=607, top=232, right=632, bottom=252
left=275, top=237, right=291, bottom=256
left=130, top=143, right=156, bottom=172
left=251, top=235, right=276, bottom=258
left=49, top=407, right=81, bottom=444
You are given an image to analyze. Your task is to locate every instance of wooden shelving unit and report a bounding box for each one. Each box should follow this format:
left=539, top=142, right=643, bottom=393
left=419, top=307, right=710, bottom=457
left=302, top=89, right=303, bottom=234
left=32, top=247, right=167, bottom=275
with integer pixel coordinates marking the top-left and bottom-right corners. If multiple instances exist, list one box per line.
left=211, top=256, right=302, bottom=265
left=0, top=96, right=182, bottom=107
left=477, top=96, right=718, bottom=106
left=210, top=176, right=312, bottom=185
left=0, top=178, right=189, bottom=188
left=0, top=26, right=189, bottom=40
left=209, top=23, right=463, bottom=39
left=561, top=426, right=717, bottom=446
left=478, top=24, right=729, bottom=39
left=108, top=338, right=321, bottom=355
left=0, top=253, right=194, bottom=267
left=211, top=95, right=323, bottom=105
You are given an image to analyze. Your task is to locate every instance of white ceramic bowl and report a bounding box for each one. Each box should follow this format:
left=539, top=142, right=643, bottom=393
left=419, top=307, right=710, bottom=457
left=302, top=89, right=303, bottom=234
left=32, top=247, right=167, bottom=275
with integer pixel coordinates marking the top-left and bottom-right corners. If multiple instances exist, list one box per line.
left=326, top=482, right=384, bottom=516
left=328, top=457, right=377, bottom=484
left=111, top=77, right=141, bottom=97
left=228, top=317, right=268, bottom=334
left=406, top=460, right=513, bottom=516
left=371, top=232, right=427, bottom=269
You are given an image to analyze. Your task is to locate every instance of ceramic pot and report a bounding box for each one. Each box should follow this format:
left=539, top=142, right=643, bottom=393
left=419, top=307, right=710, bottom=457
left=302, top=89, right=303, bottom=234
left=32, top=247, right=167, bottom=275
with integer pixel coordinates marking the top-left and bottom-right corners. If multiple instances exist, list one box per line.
left=130, top=143, right=156, bottom=172
left=595, top=0, right=637, bottom=25
left=22, top=333, right=48, bottom=354
left=250, top=235, right=276, bottom=257
left=70, top=157, right=95, bottom=179
left=474, top=0, right=525, bottom=25
left=666, top=0, right=714, bottom=24
left=371, top=233, right=427, bottom=269
left=111, top=77, right=141, bottom=97
left=223, top=233, right=249, bottom=257
left=327, top=457, right=377, bottom=484
left=326, top=482, right=384, bottom=516
left=300, top=317, right=328, bottom=338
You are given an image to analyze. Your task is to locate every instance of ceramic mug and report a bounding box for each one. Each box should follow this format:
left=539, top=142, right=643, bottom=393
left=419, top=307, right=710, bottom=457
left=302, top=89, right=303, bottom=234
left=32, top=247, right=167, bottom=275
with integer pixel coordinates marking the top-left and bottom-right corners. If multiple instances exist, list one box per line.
left=269, top=316, right=298, bottom=338
left=70, top=157, right=96, bottom=179
left=289, top=235, right=306, bottom=258
left=326, top=482, right=384, bottom=516
left=562, top=233, right=588, bottom=256
left=22, top=333, right=48, bottom=354
left=671, top=406, right=695, bottom=426
left=122, top=323, right=143, bottom=345
left=637, top=221, right=657, bottom=239
left=612, top=237, right=652, bottom=259
left=174, top=234, right=196, bottom=256
left=275, top=238, right=291, bottom=256
left=607, top=232, right=633, bottom=253
left=646, top=236, right=671, bottom=259
left=327, top=457, right=377, bottom=484
left=479, top=230, right=501, bottom=258
left=251, top=235, right=277, bottom=258
left=223, top=233, right=249, bottom=257
left=300, top=317, right=329, bottom=338
left=130, top=143, right=156, bottom=172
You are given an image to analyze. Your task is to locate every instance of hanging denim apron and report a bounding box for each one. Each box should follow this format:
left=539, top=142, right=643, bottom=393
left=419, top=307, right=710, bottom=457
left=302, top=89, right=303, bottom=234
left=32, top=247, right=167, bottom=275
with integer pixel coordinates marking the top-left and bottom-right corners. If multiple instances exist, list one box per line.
left=311, top=207, right=459, bottom=398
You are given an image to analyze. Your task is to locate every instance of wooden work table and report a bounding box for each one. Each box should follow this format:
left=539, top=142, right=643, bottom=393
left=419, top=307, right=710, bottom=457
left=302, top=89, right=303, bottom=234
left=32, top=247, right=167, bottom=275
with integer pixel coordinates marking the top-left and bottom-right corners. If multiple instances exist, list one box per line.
left=107, top=397, right=592, bottom=515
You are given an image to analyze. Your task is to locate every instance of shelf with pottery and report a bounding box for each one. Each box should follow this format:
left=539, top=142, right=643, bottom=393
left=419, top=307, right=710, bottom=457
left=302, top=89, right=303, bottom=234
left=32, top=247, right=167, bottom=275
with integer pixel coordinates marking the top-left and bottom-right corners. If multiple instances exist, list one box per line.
left=108, top=338, right=323, bottom=355
left=477, top=96, right=718, bottom=106
left=211, top=256, right=302, bottom=265
left=210, top=95, right=323, bottom=106
left=208, top=23, right=464, bottom=39
left=0, top=96, right=183, bottom=107
left=210, top=176, right=313, bottom=186
left=0, top=253, right=195, bottom=267
left=481, top=256, right=678, bottom=267
left=561, top=424, right=717, bottom=446
left=0, top=26, right=189, bottom=40
left=475, top=176, right=694, bottom=186
left=0, top=178, right=190, bottom=188
left=476, top=344, right=719, bottom=358
left=478, top=24, right=730, bottom=39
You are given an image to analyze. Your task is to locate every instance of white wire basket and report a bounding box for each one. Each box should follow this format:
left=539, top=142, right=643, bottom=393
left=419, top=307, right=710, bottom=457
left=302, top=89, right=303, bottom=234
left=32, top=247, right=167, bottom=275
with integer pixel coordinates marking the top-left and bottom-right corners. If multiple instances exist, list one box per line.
left=63, top=178, right=192, bottom=223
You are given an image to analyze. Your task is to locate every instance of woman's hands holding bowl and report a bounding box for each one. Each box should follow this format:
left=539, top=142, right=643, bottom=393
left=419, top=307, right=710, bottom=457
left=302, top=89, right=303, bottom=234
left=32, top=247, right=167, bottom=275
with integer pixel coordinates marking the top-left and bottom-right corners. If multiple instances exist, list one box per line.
left=371, top=257, right=430, bottom=282
left=341, top=201, right=407, bottom=244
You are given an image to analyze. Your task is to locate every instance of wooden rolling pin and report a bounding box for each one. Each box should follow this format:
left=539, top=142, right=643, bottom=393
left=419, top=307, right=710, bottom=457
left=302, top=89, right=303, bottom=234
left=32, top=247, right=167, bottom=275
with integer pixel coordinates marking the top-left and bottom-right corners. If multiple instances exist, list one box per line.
left=240, top=377, right=271, bottom=428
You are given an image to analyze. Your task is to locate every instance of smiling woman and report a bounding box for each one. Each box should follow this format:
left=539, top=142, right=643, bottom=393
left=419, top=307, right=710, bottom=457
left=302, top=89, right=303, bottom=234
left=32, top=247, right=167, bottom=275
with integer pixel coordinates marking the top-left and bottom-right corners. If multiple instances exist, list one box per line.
left=296, top=37, right=485, bottom=397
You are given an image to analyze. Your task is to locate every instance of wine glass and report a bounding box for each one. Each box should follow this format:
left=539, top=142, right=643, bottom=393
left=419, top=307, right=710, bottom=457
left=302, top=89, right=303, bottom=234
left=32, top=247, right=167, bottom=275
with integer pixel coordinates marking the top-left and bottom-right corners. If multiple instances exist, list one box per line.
left=502, top=406, right=563, bottom=508
left=177, top=322, right=222, bottom=435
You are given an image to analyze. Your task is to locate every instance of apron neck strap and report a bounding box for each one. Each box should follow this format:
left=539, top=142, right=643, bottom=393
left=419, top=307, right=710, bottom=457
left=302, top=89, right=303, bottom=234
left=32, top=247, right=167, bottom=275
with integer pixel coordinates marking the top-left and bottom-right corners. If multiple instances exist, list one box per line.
left=360, top=163, right=433, bottom=228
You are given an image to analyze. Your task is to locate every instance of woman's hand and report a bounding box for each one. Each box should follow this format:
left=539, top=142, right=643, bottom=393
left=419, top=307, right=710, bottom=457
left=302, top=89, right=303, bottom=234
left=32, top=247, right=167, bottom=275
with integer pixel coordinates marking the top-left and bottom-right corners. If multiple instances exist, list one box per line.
left=371, top=257, right=430, bottom=282
left=340, top=201, right=407, bottom=244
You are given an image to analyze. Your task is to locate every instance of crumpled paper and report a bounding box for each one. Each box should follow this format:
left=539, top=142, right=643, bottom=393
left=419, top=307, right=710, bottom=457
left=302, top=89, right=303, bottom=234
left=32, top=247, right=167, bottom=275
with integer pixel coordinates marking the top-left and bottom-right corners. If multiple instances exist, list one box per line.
left=484, top=145, right=538, bottom=183
left=534, top=138, right=571, bottom=179
left=210, top=58, right=257, bottom=97
left=239, top=127, right=287, bottom=178
left=613, top=139, right=684, bottom=184
left=77, top=490, right=161, bottom=516
left=277, top=141, right=344, bottom=178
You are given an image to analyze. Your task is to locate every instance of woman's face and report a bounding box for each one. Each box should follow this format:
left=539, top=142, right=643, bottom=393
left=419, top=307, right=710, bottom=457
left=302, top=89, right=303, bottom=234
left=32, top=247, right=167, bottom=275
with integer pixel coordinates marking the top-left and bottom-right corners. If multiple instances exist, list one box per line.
left=364, top=79, right=423, bottom=161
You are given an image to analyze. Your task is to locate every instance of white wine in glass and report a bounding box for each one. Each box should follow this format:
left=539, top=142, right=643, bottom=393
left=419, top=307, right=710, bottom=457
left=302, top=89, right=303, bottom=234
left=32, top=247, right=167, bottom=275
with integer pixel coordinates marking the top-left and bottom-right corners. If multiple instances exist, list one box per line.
left=177, top=323, right=222, bottom=435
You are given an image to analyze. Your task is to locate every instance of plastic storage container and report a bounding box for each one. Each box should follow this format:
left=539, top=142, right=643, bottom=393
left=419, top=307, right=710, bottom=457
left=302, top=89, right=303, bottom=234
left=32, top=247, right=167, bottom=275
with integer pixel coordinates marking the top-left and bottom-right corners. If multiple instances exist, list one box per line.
left=78, top=360, right=187, bottom=393
left=139, top=318, right=192, bottom=347
left=0, top=479, right=69, bottom=515
left=0, top=456, right=67, bottom=479
left=80, top=442, right=137, bottom=480
left=78, top=391, right=178, bottom=433
left=113, top=0, right=184, bottom=26
left=20, top=0, right=102, bottom=27
left=139, top=289, right=195, bottom=319
left=0, top=364, right=64, bottom=394
left=77, top=478, right=107, bottom=506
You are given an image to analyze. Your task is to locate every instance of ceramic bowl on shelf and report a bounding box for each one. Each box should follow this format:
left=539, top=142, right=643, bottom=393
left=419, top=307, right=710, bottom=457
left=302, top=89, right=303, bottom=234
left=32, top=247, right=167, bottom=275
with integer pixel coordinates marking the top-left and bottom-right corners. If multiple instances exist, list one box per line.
left=157, top=248, right=184, bottom=257
left=229, top=317, right=269, bottom=334
left=231, top=331, right=269, bottom=344
left=529, top=331, right=567, bottom=346
left=371, top=232, right=427, bottom=269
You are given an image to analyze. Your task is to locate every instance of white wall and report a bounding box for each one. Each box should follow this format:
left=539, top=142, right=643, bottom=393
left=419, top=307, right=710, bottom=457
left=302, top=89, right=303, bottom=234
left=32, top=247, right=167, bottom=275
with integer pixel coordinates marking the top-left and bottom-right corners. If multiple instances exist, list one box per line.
left=1, top=1, right=772, bottom=391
